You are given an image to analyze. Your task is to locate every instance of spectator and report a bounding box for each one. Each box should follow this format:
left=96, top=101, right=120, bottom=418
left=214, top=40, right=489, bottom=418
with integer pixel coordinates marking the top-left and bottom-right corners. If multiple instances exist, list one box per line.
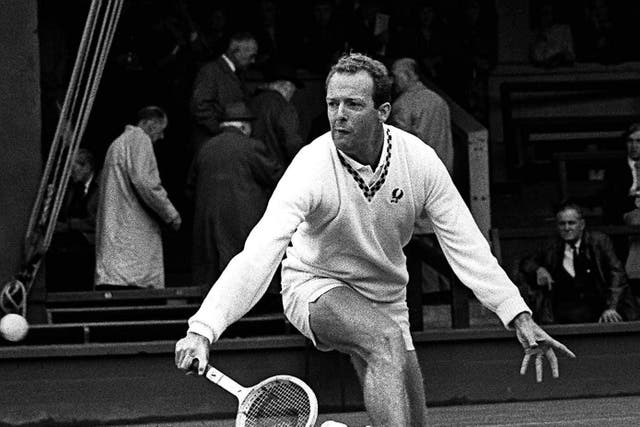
left=529, top=1, right=575, bottom=68
left=188, top=102, right=284, bottom=289
left=250, top=62, right=306, bottom=169
left=389, top=57, right=453, bottom=174
left=604, top=123, right=640, bottom=225
left=189, top=32, right=258, bottom=157
left=95, top=106, right=181, bottom=290
left=517, top=202, right=638, bottom=324
left=176, top=53, right=574, bottom=425
left=46, top=148, right=99, bottom=292
left=604, top=123, right=640, bottom=294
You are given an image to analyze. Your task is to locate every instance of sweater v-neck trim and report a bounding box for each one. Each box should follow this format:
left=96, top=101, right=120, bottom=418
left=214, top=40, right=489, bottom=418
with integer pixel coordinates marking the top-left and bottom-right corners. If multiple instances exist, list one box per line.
left=336, top=128, right=392, bottom=202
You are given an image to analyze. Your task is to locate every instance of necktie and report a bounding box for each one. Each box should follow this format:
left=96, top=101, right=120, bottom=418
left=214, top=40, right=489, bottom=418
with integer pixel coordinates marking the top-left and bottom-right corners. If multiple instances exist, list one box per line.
left=572, top=244, right=587, bottom=280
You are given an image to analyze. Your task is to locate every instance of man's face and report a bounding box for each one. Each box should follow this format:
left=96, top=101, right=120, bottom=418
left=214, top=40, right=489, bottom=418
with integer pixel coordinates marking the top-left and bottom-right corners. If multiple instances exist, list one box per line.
left=146, top=118, right=167, bottom=143
left=71, top=158, right=91, bottom=183
left=326, top=71, right=387, bottom=157
left=626, top=135, right=640, bottom=160
left=232, top=40, right=258, bottom=69
left=556, top=208, right=585, bottom=243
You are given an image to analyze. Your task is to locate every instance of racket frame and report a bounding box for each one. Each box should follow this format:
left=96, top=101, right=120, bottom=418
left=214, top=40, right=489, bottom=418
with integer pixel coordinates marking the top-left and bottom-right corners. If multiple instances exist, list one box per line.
left=202, top=364, right=318, bottom=427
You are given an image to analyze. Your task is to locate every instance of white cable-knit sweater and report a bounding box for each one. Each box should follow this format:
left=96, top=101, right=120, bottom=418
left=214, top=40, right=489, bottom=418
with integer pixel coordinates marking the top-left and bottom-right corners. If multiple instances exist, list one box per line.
left=188, top=125, right=530, bottom=343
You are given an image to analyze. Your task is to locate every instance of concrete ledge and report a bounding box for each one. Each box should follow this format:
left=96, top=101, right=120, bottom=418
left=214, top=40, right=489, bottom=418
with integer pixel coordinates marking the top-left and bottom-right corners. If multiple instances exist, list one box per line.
left=1, top=322, right=639, bottom=425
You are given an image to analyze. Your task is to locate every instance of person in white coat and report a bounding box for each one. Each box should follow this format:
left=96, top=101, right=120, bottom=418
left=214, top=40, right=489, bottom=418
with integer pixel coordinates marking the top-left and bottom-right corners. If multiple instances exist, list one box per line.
left=95, top=106, right=181, bottom=289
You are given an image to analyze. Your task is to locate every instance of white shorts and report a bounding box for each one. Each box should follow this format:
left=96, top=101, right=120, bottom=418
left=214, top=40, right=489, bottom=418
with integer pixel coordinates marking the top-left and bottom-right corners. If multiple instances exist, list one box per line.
left=281, top=274, right=414, bottom=351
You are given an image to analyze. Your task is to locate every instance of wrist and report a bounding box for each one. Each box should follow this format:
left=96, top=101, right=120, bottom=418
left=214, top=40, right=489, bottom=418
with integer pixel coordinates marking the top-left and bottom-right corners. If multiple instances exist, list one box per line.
left=511, top=311, right=533, bottom=329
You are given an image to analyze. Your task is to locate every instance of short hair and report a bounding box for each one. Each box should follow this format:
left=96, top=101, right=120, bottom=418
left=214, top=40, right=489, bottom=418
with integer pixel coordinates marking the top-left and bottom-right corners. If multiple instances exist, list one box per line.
left=555, top=200, right=585, bottom=220
left=136, top=106, right=167, bottom=123
left=393, top=57, right=418, bottom=77
left=325, top=52, right=392, bottom=107
left=227, top=31, right=257, bottom=50
left=75, top=148, right=95, bottom=171
left=623, top=122, right=640, bottom=140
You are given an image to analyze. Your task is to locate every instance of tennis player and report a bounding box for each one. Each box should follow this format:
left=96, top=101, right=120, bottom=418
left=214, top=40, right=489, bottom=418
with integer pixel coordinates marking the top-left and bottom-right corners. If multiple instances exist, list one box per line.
left=175, top=53, right=575, bottom=425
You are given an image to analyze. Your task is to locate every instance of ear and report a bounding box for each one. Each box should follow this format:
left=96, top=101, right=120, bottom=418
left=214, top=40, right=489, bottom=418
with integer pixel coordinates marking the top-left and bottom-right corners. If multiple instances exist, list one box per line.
left=377, top=102, right=391, bottom=123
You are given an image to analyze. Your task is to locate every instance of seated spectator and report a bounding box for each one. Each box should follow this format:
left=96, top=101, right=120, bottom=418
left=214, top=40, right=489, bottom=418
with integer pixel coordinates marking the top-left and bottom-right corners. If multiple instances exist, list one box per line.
left=250, top=62, right=306, bottom=169
left=603, top=123, right=640, bottom=225
left=188, top=102, right=284, bottom=290
left=46, top=148, right=99, bottom=291
left=95, top=106, right=181, bottom=290
left=516, top=202, right=638, bottom=324
left=604, top=123, right=640, bottom=294
left=529, top=1, right=575, bottom=68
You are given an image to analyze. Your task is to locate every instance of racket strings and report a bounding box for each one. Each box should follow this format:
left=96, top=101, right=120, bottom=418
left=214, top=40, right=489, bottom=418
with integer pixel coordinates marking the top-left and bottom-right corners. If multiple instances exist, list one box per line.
left=243, top=379, right=311, bottom=426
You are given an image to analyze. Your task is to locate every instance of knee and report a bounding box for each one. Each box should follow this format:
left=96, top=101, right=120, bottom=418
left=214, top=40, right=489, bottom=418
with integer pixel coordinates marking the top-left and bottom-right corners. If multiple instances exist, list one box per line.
left=364, top=323, right=407, bottom=367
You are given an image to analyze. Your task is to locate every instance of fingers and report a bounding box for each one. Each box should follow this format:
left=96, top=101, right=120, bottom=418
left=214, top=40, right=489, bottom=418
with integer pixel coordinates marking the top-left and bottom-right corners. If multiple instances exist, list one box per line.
left=175, top=335, right=209, bottom=375
left=545, top=348, right=559, bottom=379
left=535, top=352, right=543, bottom=383
left=548, top=337, right=576, bottom=359
left=520, top=352, right=531, bottom=375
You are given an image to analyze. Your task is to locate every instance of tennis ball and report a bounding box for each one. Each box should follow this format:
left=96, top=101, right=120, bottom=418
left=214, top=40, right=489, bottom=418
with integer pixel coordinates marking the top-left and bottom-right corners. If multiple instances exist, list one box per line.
left=0, top=313, right=29, bottom=342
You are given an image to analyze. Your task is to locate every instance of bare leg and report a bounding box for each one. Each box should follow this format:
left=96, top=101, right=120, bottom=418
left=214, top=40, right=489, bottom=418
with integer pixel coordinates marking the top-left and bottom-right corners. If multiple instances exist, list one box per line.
left=309, top=287, right=411, bottom=425
left=405, top=350, right=429, bottom=425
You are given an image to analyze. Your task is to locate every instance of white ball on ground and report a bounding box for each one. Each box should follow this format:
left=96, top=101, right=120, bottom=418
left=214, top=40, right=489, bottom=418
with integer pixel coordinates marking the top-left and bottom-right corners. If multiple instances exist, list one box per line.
left=0, top=313, right=29, bottom=342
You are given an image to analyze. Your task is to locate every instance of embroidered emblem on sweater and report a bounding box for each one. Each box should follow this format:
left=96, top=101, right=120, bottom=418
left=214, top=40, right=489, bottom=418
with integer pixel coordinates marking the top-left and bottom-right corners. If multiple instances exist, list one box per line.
left=337, top=128, right=392, bottom=202
left=390, top=188, right=404, bottom=203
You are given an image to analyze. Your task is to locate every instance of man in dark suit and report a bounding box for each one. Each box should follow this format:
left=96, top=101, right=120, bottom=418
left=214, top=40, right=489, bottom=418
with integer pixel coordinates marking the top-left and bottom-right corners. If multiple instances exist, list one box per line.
left=188, top=102, right=284, bottom=289
left=517, top=202, right=638, bottom=324
left=189, top=32, right=258, bottom=157
left=249, top=62, right=305, bottom=169
left=46, top=148, right=99, bottom=291
left=604, top=122, right=640, bottom=224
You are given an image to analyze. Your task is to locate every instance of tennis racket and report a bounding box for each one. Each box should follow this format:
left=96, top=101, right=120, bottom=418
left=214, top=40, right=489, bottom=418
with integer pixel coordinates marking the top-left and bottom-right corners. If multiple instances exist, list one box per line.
left=190, top=359, right=318, bottom=427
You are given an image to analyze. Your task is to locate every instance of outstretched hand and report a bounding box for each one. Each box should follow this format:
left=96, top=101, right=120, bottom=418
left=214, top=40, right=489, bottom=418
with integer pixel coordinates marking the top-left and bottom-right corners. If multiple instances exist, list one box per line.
left=513, top=312, right=576, bottom=382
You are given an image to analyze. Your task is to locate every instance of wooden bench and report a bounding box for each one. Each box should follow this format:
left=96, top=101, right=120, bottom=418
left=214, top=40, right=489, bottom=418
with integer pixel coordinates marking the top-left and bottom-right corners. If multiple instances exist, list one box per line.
left=499, top=78, right=640, bottom=174
left=36, top=285, right=293, bottom=342
left=45, top=286, right=205, bottom=307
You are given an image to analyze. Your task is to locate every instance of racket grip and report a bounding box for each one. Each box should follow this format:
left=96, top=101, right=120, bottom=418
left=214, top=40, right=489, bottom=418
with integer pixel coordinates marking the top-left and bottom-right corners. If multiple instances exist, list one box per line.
left=189, top=358, right=210, bottom=375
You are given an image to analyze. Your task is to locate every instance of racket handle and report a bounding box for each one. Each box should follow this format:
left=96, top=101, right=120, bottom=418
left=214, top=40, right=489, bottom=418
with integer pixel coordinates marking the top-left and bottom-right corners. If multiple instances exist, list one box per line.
left=189, top=358, right=210, bottom=375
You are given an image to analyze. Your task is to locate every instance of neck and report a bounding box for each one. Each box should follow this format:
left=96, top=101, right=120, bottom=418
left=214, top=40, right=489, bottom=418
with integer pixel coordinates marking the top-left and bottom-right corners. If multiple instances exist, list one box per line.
left=360, top=124, right=385, bottom=168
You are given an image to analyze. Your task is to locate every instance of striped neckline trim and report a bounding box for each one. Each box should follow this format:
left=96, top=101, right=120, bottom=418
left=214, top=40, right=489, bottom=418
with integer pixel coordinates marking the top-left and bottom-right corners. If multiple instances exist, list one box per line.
left=336, top=128, right=392, bottom=202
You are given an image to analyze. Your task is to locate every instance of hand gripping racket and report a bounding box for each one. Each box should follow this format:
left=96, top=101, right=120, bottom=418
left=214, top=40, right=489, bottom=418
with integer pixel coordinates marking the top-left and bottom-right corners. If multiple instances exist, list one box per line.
left=190, top=360, right=318, bottom=427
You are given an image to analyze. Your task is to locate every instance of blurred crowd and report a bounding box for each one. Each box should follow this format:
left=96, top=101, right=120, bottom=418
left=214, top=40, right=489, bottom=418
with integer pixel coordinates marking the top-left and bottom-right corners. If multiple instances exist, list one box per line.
left=37, top=0, right=640, bottom=325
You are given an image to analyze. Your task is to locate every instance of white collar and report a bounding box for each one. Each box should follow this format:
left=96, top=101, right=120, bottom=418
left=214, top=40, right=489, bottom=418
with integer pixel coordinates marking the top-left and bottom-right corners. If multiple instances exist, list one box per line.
left=222, top=54, right=236, bottom=73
